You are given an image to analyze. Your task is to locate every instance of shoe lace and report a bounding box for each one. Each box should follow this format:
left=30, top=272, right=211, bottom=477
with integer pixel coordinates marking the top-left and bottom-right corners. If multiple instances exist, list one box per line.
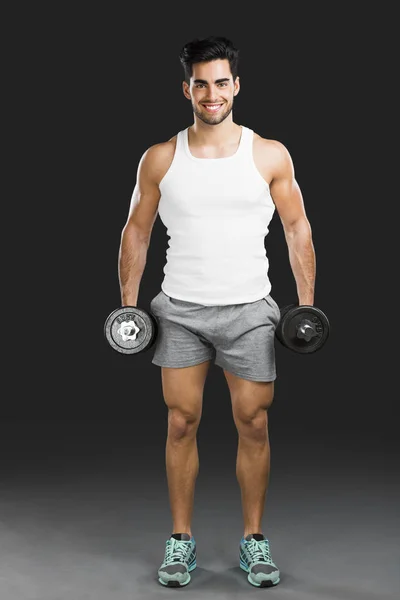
left=246, top=539, right=273, bottom=564
left=165, top=539, right=191, bottom=563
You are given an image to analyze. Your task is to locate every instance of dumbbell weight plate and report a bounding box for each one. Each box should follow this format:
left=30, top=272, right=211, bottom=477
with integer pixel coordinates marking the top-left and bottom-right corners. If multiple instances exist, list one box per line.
left=104, top=306, right=158, bottom=355
left=276, top=305, right=330, bottom=354
left=275, top=303, right=296, bottom=347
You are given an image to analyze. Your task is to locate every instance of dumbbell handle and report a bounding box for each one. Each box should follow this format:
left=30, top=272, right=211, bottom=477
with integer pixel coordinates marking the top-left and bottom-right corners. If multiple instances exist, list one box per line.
left=296, top=319, right=317, bottom=342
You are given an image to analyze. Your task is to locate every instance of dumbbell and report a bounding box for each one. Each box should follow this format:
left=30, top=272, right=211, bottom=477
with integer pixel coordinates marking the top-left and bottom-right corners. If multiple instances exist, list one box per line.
left=104, top=306, right=158, bottom=355
left=275, top=304, right=330, bottom=354
left=104, top=301, right=330, bottom=356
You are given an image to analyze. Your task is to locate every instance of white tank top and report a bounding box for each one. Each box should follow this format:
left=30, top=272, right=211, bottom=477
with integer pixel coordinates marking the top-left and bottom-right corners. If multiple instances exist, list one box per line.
left=157, top=125, right=276, bottom=305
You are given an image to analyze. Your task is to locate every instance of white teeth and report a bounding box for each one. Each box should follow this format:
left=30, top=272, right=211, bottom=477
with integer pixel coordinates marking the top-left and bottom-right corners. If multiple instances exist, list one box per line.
left=204, top=104, right=222, bottom=111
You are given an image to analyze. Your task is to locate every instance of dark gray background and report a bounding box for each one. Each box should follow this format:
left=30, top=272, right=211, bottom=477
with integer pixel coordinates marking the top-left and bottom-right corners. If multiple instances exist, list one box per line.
left=2, top=5, right=397, bottom=599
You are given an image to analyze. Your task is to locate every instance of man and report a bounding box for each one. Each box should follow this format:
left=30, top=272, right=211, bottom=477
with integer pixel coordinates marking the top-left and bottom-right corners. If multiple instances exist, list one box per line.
left=118, top=36, right=315, bottom=588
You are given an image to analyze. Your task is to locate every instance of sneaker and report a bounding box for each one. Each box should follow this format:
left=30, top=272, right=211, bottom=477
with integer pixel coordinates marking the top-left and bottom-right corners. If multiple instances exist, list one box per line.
left=239, top=533, right=280, bottom=587
left=158, top=533, right=197, bottom=587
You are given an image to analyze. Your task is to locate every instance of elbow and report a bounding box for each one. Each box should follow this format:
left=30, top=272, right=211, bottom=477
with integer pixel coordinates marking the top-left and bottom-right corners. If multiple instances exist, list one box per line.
left=283, top=217, right=312, bottom=240
left=121, top=222, right=150, bottom=246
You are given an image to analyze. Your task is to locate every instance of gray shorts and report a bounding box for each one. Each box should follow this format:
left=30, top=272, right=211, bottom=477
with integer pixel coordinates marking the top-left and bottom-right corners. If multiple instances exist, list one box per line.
left=149, top=290, right=281, bottom=382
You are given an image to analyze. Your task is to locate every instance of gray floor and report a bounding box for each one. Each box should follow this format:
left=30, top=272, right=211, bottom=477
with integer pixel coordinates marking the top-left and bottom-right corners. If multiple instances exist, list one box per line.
left=0, top=425, right=398, bottom=600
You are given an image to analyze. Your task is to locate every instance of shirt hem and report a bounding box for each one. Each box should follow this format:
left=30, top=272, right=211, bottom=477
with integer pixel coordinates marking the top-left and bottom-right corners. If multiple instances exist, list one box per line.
left=161, top=284, right=272, bottom=306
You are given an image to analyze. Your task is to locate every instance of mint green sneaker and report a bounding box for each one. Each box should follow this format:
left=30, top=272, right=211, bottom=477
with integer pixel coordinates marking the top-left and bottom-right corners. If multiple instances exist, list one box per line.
left=158, top=533, right=197, bottom=587
left=239, top=533, right=280, bottom=587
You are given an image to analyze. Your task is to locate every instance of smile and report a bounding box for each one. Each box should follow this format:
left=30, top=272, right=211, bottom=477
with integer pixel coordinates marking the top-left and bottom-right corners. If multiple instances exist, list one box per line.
left=202, top=103, right=224, bottom=113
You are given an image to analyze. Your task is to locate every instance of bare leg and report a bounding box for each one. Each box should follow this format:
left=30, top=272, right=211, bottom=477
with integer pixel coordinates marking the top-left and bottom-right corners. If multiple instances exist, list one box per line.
left=161, top=360, right=211, bottom=536
left=224, top=371, right=274, bottom=537
left=236, top=412, right=271, bottom=537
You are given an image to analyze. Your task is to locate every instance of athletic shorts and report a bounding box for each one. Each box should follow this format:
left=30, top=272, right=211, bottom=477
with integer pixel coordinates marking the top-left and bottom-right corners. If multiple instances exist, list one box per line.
left=149, top=290, right=281, bottom=382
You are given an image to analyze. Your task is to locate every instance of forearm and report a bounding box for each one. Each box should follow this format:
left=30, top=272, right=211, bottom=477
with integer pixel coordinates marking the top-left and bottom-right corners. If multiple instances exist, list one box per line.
left=284, top=221, right=316, bottom=305
left=118, top=224, right=149, bottom=306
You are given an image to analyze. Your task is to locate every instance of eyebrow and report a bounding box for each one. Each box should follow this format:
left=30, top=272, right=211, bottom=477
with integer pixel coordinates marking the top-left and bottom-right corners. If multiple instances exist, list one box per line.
left=193, top=78, right=230, bottom=84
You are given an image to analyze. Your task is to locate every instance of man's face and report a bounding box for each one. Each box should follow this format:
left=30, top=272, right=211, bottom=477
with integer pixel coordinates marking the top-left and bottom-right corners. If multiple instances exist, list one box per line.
left=183, top=59, right=240, bottom=125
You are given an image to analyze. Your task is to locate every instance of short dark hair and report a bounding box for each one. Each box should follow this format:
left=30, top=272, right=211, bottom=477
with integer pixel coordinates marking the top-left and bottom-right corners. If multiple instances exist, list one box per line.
left=179, top=36, right=239, bottom=83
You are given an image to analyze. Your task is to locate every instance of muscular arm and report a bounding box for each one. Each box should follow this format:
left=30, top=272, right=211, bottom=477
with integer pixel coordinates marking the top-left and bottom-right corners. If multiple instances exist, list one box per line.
left=269, top=142, right=316, bottom=306
left=118, top=146, right=162, bottom=306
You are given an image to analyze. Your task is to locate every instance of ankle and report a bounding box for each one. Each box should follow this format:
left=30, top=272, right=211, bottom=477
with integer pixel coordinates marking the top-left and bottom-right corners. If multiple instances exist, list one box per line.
left=244, top=530, right=263, bottom=538
left=172, top=530, right=192, bottom=537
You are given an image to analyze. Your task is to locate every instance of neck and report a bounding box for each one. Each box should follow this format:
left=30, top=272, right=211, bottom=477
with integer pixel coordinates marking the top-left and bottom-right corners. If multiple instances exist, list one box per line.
left=190, top=116, right=240, bottom=145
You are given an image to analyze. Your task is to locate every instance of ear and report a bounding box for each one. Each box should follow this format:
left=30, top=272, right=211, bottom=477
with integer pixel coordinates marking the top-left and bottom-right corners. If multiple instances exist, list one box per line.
left=182, top=81, right=191, bottom=100
left=233, top=76, right=240, bottom=96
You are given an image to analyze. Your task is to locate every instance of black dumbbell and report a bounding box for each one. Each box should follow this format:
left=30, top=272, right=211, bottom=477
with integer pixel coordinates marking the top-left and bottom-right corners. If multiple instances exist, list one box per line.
left=105, top=301, right=329, bottom=356
left=104, top=306, right=158, bottom=354
left=275, top=304, right=330, bottom=354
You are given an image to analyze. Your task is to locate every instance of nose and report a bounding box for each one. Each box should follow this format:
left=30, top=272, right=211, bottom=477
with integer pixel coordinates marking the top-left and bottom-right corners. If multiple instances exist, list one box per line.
left=204, top=84, right=225, bottom=100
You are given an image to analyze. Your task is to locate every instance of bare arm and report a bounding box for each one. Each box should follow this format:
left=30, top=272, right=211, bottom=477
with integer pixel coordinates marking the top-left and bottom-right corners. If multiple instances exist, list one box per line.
left=118, top=145, right=163, bottom=306
left=269, top=141, right=316, bottom=306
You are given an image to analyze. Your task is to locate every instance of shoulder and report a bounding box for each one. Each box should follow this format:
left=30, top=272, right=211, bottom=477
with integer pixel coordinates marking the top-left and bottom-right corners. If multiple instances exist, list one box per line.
left=248, top=130, right=293, bottom=183
left=252, top=132, right=291, bottom=163
left=252, top=132, right=294, bottom=179
left=138, top=136, right=178, bottom=185
left=144, top=136, right=177, bottom=162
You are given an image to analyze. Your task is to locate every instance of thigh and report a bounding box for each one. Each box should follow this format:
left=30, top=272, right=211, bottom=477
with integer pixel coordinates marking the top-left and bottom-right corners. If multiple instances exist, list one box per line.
left=224, top=370, right=275, bottom=423
left=161, top=361, right=211, bottom=421
left=214, top=295, right=281, bottom=383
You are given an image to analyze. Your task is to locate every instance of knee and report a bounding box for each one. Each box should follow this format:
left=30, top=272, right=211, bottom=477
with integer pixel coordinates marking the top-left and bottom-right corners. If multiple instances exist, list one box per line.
left=168, top=408, right=200, bottom=440
left=235, top=409, right=269, bottom=442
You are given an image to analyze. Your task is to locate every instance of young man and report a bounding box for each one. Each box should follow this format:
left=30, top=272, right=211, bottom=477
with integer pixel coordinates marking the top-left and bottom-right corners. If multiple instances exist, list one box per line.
left=118, top=36, right=315, bottom=588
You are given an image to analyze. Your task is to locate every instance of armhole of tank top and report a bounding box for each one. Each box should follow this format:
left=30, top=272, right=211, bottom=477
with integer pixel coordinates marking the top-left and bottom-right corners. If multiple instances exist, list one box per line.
left=159, top=134, right=180, bottom=190
left=248, top=131, right=271, bottom=193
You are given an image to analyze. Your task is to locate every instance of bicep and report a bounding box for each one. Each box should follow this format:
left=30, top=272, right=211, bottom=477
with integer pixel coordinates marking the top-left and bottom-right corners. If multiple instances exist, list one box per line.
left=269, top=144, right=309, bottom=233
left=124, top=149, right=161, bottom=241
